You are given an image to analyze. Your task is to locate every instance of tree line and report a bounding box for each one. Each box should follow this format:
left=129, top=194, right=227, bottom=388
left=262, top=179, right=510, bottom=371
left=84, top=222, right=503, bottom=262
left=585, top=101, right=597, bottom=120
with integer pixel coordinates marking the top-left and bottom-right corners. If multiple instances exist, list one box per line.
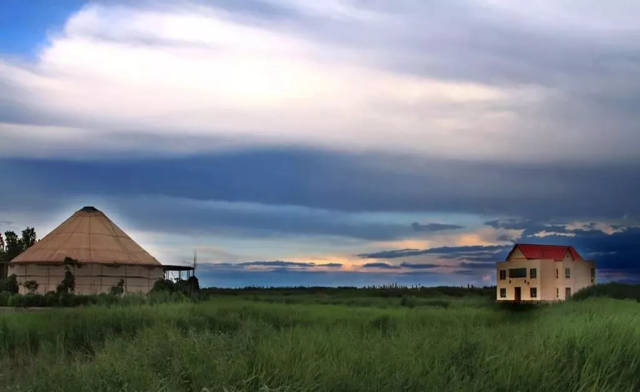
left=0, top=227, right=37, bottom=286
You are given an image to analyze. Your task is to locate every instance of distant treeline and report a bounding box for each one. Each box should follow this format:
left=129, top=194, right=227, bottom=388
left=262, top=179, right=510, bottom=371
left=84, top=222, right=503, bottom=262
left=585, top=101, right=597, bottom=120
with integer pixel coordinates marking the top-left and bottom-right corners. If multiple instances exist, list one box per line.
left=201, top=285, right=496, bottom=298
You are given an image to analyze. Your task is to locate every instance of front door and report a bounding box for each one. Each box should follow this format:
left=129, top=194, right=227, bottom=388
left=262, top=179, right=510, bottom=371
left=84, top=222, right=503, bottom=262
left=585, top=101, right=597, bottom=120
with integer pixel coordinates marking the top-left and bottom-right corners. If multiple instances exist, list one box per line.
left=565, top=287, right=571, bottom=299
left=514, top=287, right=521, bottom=301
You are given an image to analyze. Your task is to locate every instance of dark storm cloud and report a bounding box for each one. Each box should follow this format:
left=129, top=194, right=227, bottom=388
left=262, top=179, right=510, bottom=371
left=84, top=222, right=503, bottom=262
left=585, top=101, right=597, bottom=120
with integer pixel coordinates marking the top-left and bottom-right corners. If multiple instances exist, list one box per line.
left=485, top=219, right=574, bottom=238
left=359, top=245, right=511, bottom=260
left=399, top=262, right=439, bottom=270
left=362, top=262, right=400, bottom=270
left=546, top=228, right=640, bottom=273
left=459, top=262, right=497, bottom=270
left=2, top=151, right=640, bottom=220
left=239, top=261, right=315, bottom=268
left=411, top=222, right=463, bottom=232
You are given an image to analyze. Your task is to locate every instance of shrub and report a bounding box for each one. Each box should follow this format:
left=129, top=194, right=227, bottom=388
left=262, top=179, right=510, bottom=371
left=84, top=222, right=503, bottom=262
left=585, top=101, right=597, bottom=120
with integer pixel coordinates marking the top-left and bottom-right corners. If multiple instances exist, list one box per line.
left=23, top=280, right=39, bottom=294
left=176, top=276, right=200, bottom=295
left=151, top=279, right=175, bottom=293
left=56, top=269, right=75, bottom=294
left=0, top=274, right=19, bottom=293
left=0, top=291, right=10, bottom=306
left=400, top=295, right=416, bottom=308
left=572, top=283, right=640, bottom=301
left=110, top=279, right=125, bottom=296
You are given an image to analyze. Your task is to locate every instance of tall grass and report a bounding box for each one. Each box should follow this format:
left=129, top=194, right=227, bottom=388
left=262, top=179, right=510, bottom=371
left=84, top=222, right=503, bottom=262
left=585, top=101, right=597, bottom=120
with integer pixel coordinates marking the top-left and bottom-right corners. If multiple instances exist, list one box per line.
left=0, top=295, right=639, bottom=391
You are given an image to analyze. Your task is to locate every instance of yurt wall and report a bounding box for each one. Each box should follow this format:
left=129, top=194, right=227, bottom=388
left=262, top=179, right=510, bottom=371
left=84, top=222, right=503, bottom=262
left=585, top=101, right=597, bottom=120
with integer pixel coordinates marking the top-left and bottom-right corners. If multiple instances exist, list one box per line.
left=10, top=263, right=164, bottom=295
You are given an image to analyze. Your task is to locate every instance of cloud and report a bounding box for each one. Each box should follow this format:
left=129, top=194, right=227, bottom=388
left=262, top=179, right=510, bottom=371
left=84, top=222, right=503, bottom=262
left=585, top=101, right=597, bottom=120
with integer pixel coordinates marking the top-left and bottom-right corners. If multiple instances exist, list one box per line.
left=399, top=262, right=439, bottom=270
left=459, top=261, right=497, bottom=270
left=5, top=151, right=640, bottom=221
left=362, top=262, right=400, bottom=270
left=359, top=245, right=511, bottom=259
left=239, top=261, right=315, bottom=268
left=532, top=230, right=576, bottom=238
left=411, top=222, right=463, bottom=232
left=2, top=1, right=640, bottom=162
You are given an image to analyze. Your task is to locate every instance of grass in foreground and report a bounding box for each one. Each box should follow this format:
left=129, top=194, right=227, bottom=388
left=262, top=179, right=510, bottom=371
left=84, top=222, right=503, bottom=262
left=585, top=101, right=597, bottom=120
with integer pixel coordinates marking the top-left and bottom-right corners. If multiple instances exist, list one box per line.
left=0, top=293, right=639, bottom=391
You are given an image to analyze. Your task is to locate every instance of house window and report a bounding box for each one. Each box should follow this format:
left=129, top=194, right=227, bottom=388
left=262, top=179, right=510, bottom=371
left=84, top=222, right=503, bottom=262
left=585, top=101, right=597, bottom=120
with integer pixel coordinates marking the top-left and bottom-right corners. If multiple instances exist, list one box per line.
left=565, top=268, right=571, bottom=279
left=565, top=287, right=572, bottom=298
left=529, top=268, right=537, bottom=279
left=556, top=288, right=559, bottom=298
left=530, top=287, right=537, bottom=298
left=555, top=268, right=559, bottom=279
left=499, top=270, right=506, bottom=280
left=500, top=288, right=506, bottom=298
left=509, top=268, right=527, bottom=278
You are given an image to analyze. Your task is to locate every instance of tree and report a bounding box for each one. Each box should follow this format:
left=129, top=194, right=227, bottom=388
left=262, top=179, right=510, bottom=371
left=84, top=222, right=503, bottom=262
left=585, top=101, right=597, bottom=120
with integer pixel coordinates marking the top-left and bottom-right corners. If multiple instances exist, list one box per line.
left=3, top=231, right=21, bottom=260
left=3, top=227, right=37, bottom=261
left=1, top=227, right=37, bottom=280
left=0, top=233, right=6, bottom=279
left=21, top=227, right=36, bottom=249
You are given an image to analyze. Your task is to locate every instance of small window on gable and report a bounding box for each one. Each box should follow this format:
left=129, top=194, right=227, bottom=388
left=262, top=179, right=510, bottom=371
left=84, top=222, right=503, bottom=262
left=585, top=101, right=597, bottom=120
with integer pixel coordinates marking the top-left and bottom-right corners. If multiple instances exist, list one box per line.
left=565, top=268, right=571, bottom=279
left=529, top=268, right=537, bottom=279
left=499, top=270, right=506, bottom=280
left=500, top=288, right=506, bottom=298
left=530, top=287, right=537, bottom=298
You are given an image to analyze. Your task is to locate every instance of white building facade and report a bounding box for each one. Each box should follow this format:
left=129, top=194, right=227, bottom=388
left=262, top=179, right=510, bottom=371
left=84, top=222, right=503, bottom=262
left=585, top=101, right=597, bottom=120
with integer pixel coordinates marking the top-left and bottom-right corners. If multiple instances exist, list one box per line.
left=496, top=244, right=595, bottom=302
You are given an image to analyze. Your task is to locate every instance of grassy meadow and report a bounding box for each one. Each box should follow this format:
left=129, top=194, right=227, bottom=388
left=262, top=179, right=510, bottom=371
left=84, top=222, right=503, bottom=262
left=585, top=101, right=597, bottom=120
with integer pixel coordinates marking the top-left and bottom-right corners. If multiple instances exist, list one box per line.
left=0, top=288, right=639, bottom=391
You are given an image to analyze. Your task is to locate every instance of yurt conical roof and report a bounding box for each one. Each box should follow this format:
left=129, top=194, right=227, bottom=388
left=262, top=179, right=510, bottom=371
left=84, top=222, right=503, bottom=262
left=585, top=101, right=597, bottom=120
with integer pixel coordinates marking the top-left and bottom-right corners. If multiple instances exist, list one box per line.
left=11, top=206, right=161, bottom=266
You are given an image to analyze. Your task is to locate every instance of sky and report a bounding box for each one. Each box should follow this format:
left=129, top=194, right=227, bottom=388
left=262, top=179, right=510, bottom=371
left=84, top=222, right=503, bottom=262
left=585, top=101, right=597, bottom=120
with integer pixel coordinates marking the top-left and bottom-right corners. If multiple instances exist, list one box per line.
left=1, top=0, right=640, bottom=287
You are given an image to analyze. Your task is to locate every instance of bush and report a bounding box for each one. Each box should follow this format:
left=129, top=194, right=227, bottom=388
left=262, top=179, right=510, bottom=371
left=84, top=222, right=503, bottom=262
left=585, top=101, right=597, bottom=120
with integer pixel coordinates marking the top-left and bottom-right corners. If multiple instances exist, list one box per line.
left=572, top=283, right=640, bottom=301
left=151, top=279, right=175, bottom=293
left=56, top=269, right=75, bottom=294
left=400, top=295, right=416, bottom=308
left=110, top=279, right=125, bottom=296
left=152, top=277, right=200, bottom=297
left=23, top=280, right=39, bottom=294
left=0, top=274, right=19, bottom=293
left=0, top=291, right=10, bottom=306
left=176, top=276, right=200, bottom=295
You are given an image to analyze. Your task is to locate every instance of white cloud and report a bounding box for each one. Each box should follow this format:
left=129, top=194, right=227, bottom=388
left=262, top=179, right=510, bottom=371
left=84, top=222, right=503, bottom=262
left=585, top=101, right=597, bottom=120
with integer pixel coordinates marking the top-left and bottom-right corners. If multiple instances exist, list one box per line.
left=564, top=221, right=627, bottom=235
left=532, top=230, right=576, bottom=238
left=1, top=1, right=639, bottom=161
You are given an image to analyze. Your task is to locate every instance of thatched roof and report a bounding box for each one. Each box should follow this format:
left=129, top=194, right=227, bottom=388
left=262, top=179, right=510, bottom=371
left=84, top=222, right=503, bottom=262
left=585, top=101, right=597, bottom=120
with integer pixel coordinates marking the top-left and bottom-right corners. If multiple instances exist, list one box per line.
left=11, top=206, right=161, bottom=266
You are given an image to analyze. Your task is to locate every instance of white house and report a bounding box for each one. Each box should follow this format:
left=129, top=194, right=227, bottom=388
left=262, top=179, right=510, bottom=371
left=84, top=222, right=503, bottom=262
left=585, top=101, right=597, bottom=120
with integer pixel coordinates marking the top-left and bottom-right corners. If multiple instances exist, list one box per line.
left=496, top=244, right=595, bottom=301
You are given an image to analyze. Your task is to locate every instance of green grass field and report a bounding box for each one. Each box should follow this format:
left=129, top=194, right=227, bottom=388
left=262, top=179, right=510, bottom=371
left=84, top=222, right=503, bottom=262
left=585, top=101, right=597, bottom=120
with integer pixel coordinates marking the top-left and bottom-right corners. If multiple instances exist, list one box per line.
left=0, top=291, right=639, bottom=391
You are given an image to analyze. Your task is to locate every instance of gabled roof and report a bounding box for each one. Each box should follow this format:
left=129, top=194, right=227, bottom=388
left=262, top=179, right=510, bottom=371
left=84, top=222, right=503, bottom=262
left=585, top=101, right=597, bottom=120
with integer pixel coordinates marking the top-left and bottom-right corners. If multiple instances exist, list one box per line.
left=11, top=206, right=161, bottom=266
left=509, top=243, right=583, bottom=261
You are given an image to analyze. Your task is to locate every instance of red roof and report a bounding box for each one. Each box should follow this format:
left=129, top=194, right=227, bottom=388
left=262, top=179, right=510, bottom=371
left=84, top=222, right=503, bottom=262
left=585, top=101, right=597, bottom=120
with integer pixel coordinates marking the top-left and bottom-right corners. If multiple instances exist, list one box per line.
left=510, top=244, right=583, bottom=261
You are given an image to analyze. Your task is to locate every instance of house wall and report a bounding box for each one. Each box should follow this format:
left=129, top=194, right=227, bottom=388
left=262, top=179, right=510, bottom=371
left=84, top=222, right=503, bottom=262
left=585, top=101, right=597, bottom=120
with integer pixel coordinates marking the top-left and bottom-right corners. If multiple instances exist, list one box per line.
left=8, top=263, right=163, bottom=295
left=496, top=259, right=542, bottom=301
left=497, top=258, right=595, bottom=302
left=558, top=259, right=595, bottom=300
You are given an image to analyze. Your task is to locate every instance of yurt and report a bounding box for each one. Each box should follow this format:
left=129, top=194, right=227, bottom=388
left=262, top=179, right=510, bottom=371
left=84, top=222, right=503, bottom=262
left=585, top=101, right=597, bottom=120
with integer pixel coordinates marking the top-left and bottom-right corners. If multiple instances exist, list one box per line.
left=9, top=206, right=163, bottom=295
